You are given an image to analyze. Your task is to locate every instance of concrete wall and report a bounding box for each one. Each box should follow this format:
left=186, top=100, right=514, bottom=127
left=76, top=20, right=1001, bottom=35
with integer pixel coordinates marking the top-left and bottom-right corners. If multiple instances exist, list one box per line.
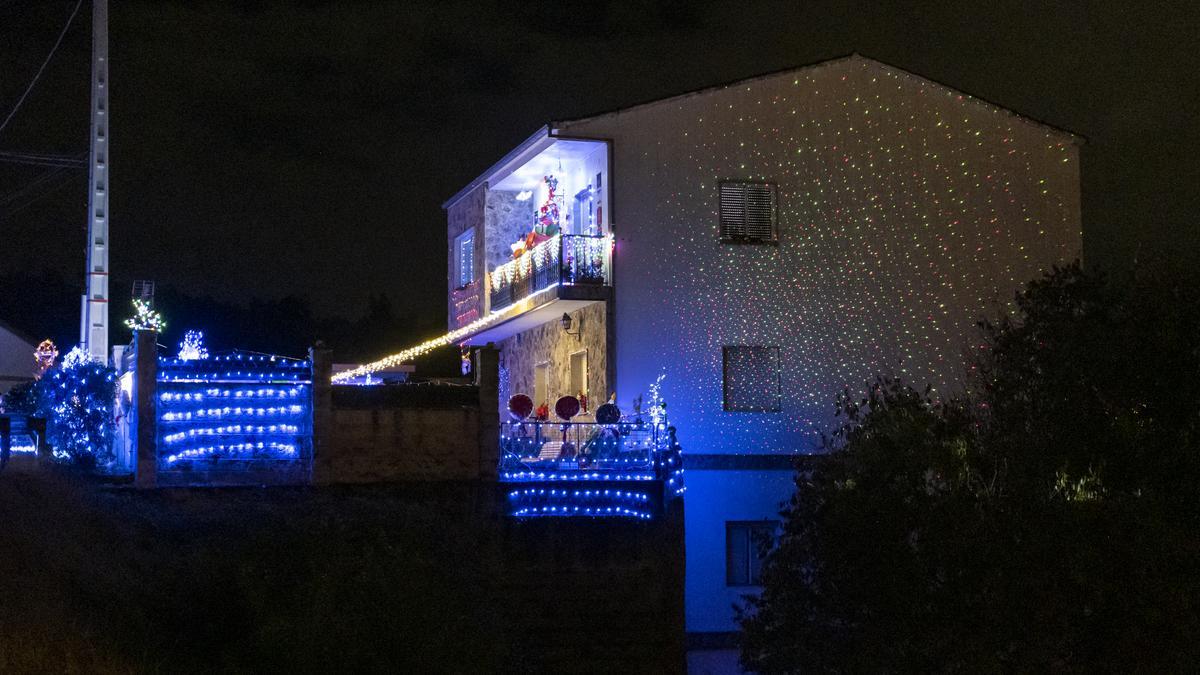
left=497, top=302, right=608, bottom=413
left=317, top=349, right=500, bottom=484
left=558, top=54, right=1084, bottom=454
left=324, top=404, right=486, bottom=483
left=683, top=468, right=796, bottom=634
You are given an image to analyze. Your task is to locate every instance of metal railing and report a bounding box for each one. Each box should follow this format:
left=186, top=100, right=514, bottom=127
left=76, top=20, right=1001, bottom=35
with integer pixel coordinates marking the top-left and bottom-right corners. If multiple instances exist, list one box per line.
left=499, top=419, right=670, bottom=481
left=489, top=234, right=610, bottom=312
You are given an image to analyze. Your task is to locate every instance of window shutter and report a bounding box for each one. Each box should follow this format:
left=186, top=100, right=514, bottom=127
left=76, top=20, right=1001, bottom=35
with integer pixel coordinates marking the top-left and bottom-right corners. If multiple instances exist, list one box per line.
left=720, top=181, right=777, bottom=243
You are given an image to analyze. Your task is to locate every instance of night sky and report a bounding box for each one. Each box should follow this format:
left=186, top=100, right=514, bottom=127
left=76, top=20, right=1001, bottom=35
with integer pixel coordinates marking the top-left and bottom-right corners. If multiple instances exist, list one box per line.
left=2, top=1, right=1198, bottom=330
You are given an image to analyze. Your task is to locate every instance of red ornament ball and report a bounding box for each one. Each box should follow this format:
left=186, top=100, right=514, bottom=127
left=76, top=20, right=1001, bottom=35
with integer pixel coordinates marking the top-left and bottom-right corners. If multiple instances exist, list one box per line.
left=554, top=395, right=581, bottom=421
left=508, top=394, right=534, bottom=420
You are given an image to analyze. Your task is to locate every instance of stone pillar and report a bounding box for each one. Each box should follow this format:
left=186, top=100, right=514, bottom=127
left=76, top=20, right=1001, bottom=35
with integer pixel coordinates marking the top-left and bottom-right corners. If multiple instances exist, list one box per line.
left=0, top=416, right=9, bottom=467
left=474, top=346, right=500, bottom=481
left=309, top=344, right=333, bottom=485
left=28, top=417, right=48, bottom=460
left=133, top=330, right=158, bottom=488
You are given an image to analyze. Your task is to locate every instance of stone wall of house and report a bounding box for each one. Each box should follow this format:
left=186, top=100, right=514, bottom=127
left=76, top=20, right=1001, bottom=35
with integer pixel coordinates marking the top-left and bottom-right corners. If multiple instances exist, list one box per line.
left=484, top=189, right=532, bottom=271
left=498, top=302, right=608, bottom=414
left=447, top=184, right=487, bottom=330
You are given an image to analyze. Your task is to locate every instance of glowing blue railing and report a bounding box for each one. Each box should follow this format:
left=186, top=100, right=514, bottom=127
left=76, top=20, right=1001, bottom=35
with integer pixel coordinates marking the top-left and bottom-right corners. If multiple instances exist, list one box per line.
left=156, top=352, right=312, bottom=471
left=500, top=420, right=685, bottom=518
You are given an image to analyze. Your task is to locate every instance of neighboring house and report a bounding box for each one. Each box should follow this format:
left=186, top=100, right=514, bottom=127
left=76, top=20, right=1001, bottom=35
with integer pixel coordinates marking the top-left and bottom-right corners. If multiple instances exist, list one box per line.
left=435, top=54, right=1082, bottom=658
left=0, top=320, right=36, bottom=395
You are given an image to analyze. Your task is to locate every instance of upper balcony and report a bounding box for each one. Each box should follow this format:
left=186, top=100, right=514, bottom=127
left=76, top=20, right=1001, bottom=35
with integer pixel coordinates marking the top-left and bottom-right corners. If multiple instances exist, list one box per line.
left=489, top=232, right=611, bottom=312
left=445, top=133, right=612, bottom=342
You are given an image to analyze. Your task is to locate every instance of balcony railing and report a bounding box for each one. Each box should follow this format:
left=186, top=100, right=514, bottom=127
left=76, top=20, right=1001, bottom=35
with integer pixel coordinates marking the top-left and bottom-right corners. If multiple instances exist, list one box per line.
left=489, top=233, right=611, bottom=312
left=500, top=420, right=684, bottom=518
left=500, top=420, right=682, bottom=482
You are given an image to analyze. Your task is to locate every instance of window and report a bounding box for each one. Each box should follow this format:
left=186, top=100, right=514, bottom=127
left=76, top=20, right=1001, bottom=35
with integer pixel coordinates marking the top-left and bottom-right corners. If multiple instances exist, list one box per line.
left=454, top=228, right=475, bottom=288
left=719, top=181, right=777, bottom=243
left=569, top=350, right=587, bottom=400
left=726, top=521, right=778, bottom=586
left=534, top=362, right=550, bottom=408
left=572, top=188, right=592, bottom=236
left=723, top=346, right=782, bottom=412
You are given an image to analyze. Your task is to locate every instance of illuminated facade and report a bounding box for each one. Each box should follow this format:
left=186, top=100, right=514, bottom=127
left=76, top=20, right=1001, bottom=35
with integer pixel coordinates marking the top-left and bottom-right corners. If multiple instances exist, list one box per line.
left=437, top=54, right=1082, bottom=639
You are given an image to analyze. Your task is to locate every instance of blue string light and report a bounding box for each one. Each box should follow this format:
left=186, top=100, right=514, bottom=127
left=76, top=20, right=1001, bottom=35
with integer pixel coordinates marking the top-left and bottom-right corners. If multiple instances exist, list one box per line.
left=157, top=351, right=311, bottom=468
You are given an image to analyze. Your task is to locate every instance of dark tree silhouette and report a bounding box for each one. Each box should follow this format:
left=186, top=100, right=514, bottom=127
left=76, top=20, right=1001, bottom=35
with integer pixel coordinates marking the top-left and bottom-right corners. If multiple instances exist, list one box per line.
left=739, top=263, right=1200, bottom=672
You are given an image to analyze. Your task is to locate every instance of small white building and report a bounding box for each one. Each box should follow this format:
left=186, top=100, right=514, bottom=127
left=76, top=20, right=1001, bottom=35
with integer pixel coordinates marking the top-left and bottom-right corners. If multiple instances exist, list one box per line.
left=0, top=320, right=36, bottom=395
left=364, top=54, right=1082, bottom=662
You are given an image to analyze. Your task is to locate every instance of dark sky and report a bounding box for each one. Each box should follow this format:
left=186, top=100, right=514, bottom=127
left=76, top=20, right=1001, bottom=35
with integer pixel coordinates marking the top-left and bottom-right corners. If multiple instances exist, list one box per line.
left=2, top=0, right=1198, bottom=326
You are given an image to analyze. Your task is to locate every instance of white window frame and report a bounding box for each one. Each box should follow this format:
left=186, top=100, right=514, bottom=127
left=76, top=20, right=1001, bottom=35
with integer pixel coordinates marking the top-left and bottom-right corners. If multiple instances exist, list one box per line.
left=722, top=345, right=782, bottom=412
left=454, top=228, right=475, bottom=289
left=569, top=349, right=588, bottom=400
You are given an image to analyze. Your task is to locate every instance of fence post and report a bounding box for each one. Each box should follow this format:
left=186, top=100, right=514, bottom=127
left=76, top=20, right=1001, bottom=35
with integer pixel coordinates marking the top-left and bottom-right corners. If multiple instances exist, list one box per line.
left=474, top=346, right=500, bottom=481
left=309, top=344, right=333, bottom=485
left=0, top=416, right=9, bottom=470
left=133, top=330, right=158, bottom=488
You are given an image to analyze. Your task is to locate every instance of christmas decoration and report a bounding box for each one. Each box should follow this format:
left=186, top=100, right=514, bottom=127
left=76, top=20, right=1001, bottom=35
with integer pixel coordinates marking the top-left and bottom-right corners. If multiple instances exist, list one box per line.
left=647, top=371, right=668, bottom=426
left=177, top=330, right=208, bottom=361
left=34, top=339, right=58, bottom=377
left=554, top=395, right=581, bottom=421
left=535, top=174, right=562, bottom=236
left=124, top=299, right=164, bottom=332
left=508, top=393, right=534, bottom=420
left=36, top=345, right=118, bottom=465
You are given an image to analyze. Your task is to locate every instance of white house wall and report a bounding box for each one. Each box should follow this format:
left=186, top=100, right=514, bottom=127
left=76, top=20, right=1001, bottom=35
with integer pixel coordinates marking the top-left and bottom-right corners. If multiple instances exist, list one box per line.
left=559, top=56, right=1082, bottom=455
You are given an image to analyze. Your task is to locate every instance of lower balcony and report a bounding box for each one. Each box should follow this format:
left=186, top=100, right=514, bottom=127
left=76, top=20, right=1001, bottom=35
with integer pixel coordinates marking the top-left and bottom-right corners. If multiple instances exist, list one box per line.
left=499, top=420, right=684, bottom=518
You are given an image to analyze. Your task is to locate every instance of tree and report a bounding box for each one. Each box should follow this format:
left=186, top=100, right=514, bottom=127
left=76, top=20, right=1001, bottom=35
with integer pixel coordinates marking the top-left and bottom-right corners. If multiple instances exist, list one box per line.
left=739, top=263, right=1200, bottom=671
left=34, top=346, right=118, bottom=468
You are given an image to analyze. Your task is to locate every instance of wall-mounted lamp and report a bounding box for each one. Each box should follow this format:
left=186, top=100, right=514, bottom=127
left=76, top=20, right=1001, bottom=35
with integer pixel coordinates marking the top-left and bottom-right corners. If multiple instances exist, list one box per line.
left=561, top=313, right=580, bottom=340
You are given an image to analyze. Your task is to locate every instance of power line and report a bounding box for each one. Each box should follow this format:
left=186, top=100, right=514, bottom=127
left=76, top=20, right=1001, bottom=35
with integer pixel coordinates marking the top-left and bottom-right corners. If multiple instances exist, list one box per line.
left=0, top=168, right=79, bottom=220
left=0, top=0, right=85, bottom=139
left=0, top=150, right=87, bottom=168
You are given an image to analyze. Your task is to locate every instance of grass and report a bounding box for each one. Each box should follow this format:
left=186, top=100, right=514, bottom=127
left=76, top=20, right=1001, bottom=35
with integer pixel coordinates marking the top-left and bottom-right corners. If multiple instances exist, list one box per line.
left=0, top=468, right=681, bottom=673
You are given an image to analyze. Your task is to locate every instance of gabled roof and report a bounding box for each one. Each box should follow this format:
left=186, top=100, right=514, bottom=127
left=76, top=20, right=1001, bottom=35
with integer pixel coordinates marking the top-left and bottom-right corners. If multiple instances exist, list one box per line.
left=553, top=53, right=1084, bottom=143
left=0, top=318, right=37, bottom=348
left=444, top=53, right=1083, bottom=209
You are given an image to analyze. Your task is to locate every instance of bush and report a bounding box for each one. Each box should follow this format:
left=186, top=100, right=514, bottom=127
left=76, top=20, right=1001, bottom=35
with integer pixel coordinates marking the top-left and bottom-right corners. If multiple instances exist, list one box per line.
left=739, top=263, right=1200, bottom=671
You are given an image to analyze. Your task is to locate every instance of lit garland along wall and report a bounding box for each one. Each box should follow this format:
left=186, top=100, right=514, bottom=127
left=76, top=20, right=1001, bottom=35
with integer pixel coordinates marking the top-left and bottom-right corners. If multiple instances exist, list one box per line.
left=556, top=55, right=1082, bottom=454
left=156, top=352, right=312, bottom=470
left=335, top=234, right=612, bottom=384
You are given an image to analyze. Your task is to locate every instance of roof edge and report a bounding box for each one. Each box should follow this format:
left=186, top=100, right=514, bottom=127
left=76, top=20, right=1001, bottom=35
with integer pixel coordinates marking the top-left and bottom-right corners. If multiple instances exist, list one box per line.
left=0, top=318, right=39, bottom=349
left=553, top=52, right=1084, bottom=144
left=441, top=125, right=551, bottom=210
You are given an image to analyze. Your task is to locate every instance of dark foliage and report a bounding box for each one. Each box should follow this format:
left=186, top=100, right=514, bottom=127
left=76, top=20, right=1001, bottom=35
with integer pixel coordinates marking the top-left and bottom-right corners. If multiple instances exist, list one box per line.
left=739, top=262, right=1200, bottom=672
left=35, top=351, right=118, bottom=467
left=0, top=269, right=460, bottom=373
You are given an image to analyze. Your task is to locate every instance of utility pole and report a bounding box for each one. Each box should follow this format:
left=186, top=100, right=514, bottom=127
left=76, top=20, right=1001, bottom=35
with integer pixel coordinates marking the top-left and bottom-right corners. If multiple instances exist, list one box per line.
left=81, top=0, right=109, bottom=363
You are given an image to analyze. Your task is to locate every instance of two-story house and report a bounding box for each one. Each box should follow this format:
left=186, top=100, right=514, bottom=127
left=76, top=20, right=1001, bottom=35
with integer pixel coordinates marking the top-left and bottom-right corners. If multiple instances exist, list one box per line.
left=345, top=54, right=1082, bottom=659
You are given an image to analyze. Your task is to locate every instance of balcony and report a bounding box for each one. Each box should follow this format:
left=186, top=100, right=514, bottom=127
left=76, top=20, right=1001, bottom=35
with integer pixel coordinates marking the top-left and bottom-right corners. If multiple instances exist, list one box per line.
left=489, top=233, right=611, bottom=312
left=500, top=420, right=684, bottom=518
